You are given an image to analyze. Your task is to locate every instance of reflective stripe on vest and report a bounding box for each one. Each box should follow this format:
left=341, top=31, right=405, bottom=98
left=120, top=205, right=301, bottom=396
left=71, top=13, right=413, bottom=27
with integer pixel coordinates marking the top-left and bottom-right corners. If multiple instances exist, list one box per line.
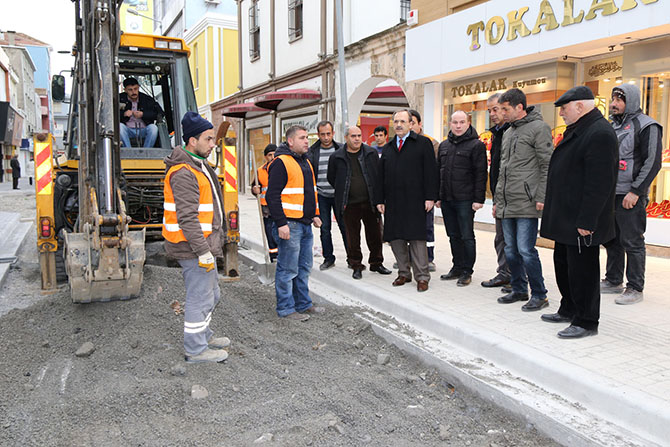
left=258, top=162, right=269, bottom=206
left=278, top=154, right=318, bottom=219
left=162, top=163, right=215, bottom=243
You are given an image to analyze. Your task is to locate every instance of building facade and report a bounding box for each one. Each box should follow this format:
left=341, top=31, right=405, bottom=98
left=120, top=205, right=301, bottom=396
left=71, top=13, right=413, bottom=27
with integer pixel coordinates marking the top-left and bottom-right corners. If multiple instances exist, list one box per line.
left=213, top=0, right=416, bottom=192
left=407, top=0, right=670, bottom=246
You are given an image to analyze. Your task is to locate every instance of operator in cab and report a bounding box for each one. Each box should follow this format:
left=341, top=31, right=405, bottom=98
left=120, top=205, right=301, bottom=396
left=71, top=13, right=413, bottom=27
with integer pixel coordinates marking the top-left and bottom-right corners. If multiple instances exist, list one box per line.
left=119, top=77, right=163, bottom=148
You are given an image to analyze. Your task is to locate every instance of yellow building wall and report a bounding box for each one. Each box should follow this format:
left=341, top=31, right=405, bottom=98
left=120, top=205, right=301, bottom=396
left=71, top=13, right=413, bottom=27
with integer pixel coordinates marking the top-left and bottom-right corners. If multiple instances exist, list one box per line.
left=189, top=30, right=208, bottom=107
left=221, top=28, right=239, bottom=98
left=188, top=24, right=240, bottom=108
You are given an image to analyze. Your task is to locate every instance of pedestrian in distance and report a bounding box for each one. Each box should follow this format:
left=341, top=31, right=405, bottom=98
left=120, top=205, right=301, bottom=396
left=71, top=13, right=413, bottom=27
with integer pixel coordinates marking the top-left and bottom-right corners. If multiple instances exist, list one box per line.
left=10, top=154, right=20, bottom=190
left=495, top=88, right=552, bottom=312
left=601, top=84, right=663, bottom=305
left=436, top=110, right=488, bottom=287
left=481, top=93, right=512, bottom=290
left=266, top=125, right=324, bottom=321
left=409, top=109, right=439, bottom=272
left=251, top=143, right=279, bottom=262
left=327, top=126, right=392, bottom=280
left=540, top=86, right=619, bottom=339
left=307, top=120, right=348, bottom=270
left=376, top=109, right=439, bottom=292
left=163, top=112, right=230, bottom=363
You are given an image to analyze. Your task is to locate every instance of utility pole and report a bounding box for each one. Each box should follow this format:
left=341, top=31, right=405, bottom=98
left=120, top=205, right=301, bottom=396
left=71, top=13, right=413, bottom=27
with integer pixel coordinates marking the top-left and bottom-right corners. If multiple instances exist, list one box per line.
left=334, top=0, right=348, bottom=138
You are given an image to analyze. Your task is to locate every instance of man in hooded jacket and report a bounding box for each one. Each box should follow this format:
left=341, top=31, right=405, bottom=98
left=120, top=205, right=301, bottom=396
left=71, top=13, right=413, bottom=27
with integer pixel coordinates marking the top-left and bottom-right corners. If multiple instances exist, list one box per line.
left=601, top=83, right=663, bottom=305
left=163, top=112, right=230, bottom=364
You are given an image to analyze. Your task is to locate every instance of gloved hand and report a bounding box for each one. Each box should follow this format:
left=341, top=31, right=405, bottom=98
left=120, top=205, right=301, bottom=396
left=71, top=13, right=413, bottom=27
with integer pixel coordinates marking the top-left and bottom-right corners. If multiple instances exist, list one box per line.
left=198, top=251, right=216, bottom=272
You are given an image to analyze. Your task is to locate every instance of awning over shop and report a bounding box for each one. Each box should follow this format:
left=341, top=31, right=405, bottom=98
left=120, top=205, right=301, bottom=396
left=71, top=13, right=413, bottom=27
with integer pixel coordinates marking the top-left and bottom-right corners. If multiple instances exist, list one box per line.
left=253, top=89, right=321, bottom=111
left=367, top=86, right=405, bottom=99
left=221, top=103, right=269, bottom=119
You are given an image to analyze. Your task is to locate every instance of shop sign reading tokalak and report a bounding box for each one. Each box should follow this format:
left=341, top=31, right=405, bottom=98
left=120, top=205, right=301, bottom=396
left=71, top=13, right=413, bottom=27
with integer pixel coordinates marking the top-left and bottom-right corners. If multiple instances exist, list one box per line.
left=467, top=0, right=658, bottom=51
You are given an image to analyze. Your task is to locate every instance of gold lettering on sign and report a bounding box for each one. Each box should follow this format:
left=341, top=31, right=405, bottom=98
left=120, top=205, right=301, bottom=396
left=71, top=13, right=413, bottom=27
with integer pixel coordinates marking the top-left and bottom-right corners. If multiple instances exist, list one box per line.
left=467, top=21, right=485, bottom=51
left=532, top=0, right=560, bottom=34
left=562, top=0, right=585, bottom=26
left=467, top=0, right=657, bottom=51
left=486, top=16, right=506, bottom=44
left=450, top=78, right=509, bottom=98
left=507, top=7, right=531, bottom=41
left=585, top=0, right=619, bottom=20
left=621, top=0, right=658, bottom=11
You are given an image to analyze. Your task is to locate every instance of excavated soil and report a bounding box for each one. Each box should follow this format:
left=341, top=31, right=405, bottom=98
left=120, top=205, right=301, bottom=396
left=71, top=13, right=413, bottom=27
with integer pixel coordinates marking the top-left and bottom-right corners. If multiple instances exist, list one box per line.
left=0, top=192, right=559, bottom=446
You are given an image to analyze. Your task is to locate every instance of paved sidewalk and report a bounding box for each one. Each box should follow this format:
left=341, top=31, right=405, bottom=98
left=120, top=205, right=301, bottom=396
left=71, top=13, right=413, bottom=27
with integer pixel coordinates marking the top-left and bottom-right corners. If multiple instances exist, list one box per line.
left=237, top=193, right=670, bottom=446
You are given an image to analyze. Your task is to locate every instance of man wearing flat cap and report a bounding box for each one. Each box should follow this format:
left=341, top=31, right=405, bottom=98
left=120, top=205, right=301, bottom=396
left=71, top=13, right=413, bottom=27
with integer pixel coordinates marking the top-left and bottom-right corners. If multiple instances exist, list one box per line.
left=163, top=111, right=230, bottom=363
left=540, top=86, right=618, bottom=339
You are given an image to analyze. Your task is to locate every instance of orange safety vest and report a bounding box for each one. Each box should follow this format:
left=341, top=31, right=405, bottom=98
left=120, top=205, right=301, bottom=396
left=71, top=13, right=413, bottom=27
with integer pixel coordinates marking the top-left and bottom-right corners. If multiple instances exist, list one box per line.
left=162, top=163, right=215, bottom=243
left=278, top=154, right=318, bottom=219
left=258, top=161, right=270, bottom=206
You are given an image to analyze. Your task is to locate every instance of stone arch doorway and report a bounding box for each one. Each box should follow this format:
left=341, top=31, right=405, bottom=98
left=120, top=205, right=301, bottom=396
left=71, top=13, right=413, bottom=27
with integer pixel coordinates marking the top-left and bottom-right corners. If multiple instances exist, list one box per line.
left=347, top=77, right=409, bottom=145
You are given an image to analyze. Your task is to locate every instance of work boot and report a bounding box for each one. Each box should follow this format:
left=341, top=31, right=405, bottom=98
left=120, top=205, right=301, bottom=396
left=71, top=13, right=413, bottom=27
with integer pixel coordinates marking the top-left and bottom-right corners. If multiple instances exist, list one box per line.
left=600, top=279, right=623, bottom=294
left=283, top=311, right=310, bottom=321
left=440, top=269, right=461, bottom=281
left=300, top=305, right=325, bottom=314
left=185, top=348, right=228, bottom=363
left=497, top=291, right=529, bottom=304
left=615, top=287, right=643, bottom=305
left=207, top=336, right=231, bottom=349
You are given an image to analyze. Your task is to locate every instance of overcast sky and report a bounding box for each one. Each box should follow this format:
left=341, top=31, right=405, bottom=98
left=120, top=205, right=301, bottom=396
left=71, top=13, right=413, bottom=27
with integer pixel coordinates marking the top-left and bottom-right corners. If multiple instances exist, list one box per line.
left=0, top=0, right=77, bottom=87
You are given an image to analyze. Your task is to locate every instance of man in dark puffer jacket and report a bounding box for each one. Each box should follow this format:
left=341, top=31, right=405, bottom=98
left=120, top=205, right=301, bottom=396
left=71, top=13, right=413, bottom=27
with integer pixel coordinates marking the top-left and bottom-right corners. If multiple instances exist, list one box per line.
left=436, top=111, right=488, bottom=286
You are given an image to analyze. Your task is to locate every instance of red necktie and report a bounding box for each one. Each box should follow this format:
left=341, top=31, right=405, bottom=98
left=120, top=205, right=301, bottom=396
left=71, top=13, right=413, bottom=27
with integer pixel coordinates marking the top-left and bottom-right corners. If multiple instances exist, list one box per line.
left=398, top=138, right=404, bottom=150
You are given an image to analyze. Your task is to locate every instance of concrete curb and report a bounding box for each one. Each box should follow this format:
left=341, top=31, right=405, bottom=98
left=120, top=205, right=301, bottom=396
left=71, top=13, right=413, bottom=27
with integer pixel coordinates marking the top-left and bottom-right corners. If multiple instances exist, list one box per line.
left=0, top=212, right=33, bottom=289
left=239, top=233, right=666, bottom=447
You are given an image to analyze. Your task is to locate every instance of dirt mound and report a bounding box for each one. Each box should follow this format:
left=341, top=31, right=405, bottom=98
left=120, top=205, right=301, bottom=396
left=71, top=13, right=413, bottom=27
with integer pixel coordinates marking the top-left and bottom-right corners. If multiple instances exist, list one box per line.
left=0, top=263, right=557, bottom=446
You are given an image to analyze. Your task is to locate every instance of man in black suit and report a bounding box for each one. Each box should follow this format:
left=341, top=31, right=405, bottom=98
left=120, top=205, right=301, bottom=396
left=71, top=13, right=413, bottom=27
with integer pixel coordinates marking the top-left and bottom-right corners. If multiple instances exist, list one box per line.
left=540, top=86, right=618, bottom=339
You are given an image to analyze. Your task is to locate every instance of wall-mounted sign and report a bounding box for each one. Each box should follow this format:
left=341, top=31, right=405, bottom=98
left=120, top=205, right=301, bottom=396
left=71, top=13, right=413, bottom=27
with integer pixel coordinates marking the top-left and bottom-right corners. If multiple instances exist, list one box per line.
left=467, top=0, right=658, bottom=52
left=584, top=56, right=623, bottom=81
left=449, top=76, right=548, bottom=98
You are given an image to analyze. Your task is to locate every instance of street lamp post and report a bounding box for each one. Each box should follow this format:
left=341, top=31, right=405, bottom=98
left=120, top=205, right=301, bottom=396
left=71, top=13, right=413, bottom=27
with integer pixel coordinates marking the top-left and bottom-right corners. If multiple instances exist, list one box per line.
left=127, top=8, right=163, bottom=36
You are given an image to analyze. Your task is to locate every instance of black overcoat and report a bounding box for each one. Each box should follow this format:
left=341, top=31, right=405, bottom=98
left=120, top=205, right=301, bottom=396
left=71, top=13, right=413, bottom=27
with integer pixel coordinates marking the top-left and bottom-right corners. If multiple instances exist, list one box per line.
left=540, top=108, right=618, bottom=246
left=375, top=131, right=439, bottom=241
left=327, top=144, right=380, bottom=216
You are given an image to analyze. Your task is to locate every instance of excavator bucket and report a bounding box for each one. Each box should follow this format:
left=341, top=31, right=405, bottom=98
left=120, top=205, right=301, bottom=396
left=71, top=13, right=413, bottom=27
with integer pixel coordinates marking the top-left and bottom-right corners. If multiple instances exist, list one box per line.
left=64, top=229, right=146, bottom=303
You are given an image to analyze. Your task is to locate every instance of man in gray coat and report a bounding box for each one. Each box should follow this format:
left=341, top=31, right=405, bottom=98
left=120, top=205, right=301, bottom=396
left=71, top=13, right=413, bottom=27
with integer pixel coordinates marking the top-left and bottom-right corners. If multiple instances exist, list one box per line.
left=495, top=88, right=553, bottom=312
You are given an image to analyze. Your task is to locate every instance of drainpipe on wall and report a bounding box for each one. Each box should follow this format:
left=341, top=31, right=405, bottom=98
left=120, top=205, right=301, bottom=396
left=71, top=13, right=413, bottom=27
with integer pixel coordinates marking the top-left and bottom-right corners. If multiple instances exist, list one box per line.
left=334, top=0, right=348, bottom=138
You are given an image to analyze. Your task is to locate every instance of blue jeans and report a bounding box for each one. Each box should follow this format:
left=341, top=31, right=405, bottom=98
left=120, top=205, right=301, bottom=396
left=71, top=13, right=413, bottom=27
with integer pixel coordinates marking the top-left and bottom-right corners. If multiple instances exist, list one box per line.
left=272, top=220, right=314, bottom=316
left=120, top=123, right=158, bottom=148
left=442, top=200, right=476, bottom=274
left=502, top=218, right=547, bottom=299
left=318, top=194, right=347, bottom=263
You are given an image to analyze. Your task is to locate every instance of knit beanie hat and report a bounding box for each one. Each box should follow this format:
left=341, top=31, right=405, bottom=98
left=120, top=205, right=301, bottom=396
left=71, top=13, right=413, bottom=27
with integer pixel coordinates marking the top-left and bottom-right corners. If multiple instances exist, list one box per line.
left=181, top=111, right=213, bottom=143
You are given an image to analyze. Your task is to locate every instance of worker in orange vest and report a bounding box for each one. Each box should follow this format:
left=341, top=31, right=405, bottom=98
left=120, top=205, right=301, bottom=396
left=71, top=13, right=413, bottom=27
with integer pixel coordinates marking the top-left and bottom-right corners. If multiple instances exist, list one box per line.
left=266, top=125, right=323, bottom=321
left=251, top=143, right=278, bottom=262
left=163, top=111, right=230, bottom=364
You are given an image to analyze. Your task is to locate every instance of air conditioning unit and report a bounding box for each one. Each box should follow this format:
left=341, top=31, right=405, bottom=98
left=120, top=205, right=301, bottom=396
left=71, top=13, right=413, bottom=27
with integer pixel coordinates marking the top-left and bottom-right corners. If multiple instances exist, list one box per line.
left=407, top=9, right=418, bottom=26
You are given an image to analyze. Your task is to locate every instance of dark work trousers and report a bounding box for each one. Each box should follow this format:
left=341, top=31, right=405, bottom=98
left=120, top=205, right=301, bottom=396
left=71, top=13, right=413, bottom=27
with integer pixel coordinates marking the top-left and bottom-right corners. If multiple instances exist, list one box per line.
left=263, top=216, right=278, bottom=260
left=390, top=239, right=430, bottom=283
left=495, top=218, right=511, bottom=278
left=318, top=194, right=348, bottom=263
left=442, top=200, right=476, bottom=275
left=12, top=176, right=19, bottom=189
left=554, top=242, right=601, bottom=330
left=426, top=209, right=435, bottom=262
left=342, top=202, right=384, bottom=269
left=604, top=194, right=648, bottom=291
